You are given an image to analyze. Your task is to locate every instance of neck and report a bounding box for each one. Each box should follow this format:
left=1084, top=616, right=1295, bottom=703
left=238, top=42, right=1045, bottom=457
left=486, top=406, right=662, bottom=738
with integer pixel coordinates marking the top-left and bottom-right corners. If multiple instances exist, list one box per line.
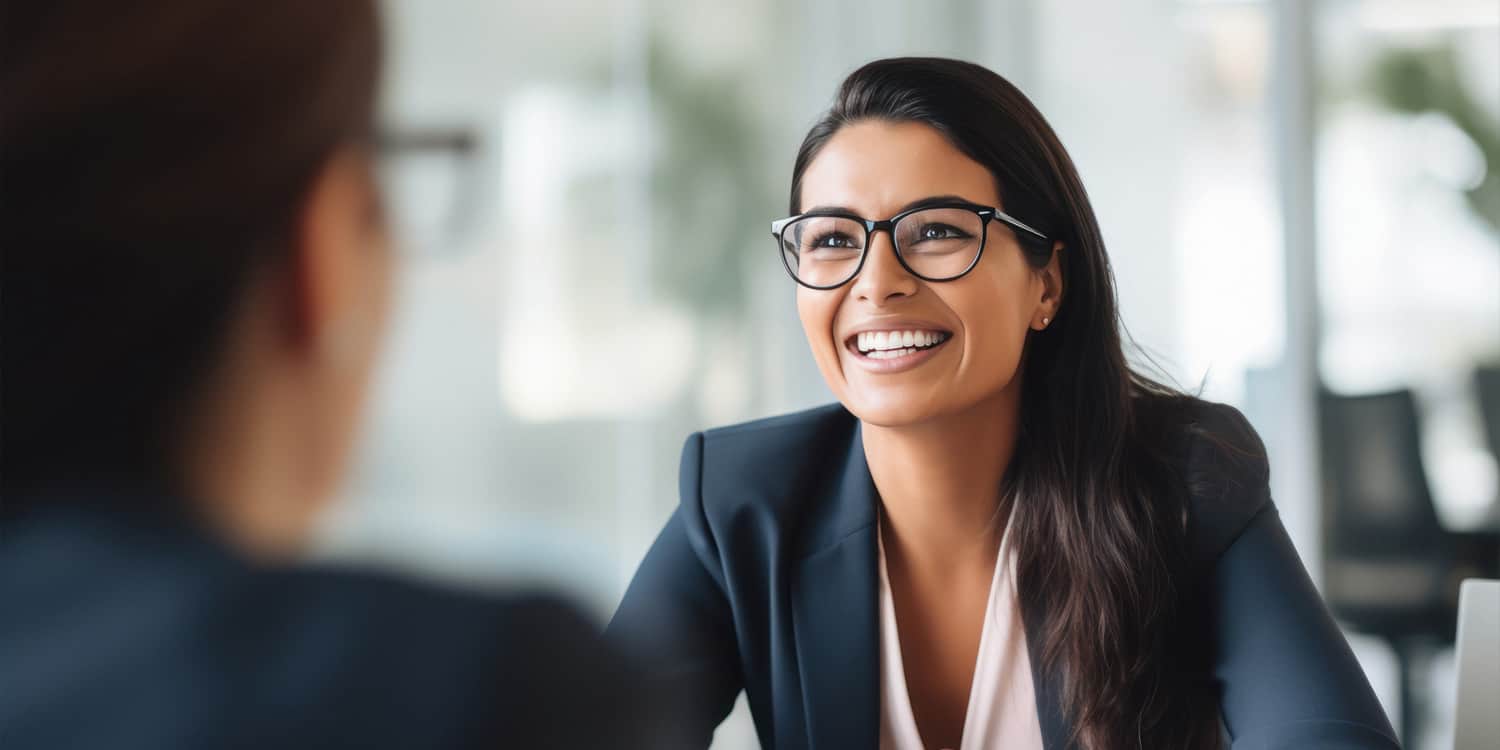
left=863, top=387, right=1020, bottom=570
left=174, top=306, right=320, bottom=561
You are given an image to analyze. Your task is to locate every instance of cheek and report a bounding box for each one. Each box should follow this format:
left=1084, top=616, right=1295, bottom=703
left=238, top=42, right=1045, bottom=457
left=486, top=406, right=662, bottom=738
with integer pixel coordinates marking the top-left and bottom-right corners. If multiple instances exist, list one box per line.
left=949, top=278, right=1034, bottom=392
left=796, top=289, right=845, bottom=379
left=796, top=288, right=837, bottom=341
left=965, top=314, right=1029, bottom=384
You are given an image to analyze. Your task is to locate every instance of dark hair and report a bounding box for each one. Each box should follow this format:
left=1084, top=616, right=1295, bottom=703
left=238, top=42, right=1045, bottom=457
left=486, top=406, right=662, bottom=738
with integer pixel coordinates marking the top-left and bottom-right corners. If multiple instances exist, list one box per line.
left=1, top=1, right=383, bottom=505
left=791, top=58, right=1219, bottom=747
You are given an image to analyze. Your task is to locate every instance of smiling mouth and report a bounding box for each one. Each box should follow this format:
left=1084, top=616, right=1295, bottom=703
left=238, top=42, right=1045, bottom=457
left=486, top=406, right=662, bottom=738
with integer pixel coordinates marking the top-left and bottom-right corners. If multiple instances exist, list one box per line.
left=846, top=329, right=952, bottom=360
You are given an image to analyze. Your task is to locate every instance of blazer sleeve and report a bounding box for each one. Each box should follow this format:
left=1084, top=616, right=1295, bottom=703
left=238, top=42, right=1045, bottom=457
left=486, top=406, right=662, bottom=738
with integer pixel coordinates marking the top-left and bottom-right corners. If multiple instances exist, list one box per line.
left=607, top=433, right=743, bottom=749
left=1201, top=408, right=1399, bottom=748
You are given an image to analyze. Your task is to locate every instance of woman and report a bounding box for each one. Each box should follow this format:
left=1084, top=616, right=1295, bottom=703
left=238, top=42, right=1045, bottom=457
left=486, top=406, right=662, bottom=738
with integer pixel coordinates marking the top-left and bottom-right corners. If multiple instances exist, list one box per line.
left=609, top=58, right=1397, bottom=749
left=0, top=2, right=660, bottom=747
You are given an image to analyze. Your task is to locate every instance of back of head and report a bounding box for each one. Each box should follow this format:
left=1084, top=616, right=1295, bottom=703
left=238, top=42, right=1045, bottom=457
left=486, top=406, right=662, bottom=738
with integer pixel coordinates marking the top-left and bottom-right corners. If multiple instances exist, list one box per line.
left=1, top=0, right=381, bottom=506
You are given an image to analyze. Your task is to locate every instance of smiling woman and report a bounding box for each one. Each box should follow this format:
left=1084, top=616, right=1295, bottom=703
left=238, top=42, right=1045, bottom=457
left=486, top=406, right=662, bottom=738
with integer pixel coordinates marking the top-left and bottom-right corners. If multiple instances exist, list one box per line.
left=608, top=58, right=1401, bottom=749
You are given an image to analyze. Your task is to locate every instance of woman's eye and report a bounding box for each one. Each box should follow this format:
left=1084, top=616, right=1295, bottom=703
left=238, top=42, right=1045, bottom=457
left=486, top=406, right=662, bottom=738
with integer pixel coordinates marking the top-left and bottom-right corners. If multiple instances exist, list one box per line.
left=812, top=233, right=855, bottom=249
left=921, top=224, right=965, bottom=240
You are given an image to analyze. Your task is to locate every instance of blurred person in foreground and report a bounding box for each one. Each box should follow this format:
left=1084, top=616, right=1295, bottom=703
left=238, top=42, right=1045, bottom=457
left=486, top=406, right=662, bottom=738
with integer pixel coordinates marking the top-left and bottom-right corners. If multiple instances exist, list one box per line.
left=0, top=2, right=663, bottom=747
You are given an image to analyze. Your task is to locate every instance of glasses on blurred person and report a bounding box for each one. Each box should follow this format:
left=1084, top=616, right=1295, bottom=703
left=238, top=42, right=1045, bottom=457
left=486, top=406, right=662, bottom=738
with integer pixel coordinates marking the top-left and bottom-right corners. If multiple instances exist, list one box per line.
left=376, top=126, right=479, bottom=253
left=771, top=200, right=1049, bottom=289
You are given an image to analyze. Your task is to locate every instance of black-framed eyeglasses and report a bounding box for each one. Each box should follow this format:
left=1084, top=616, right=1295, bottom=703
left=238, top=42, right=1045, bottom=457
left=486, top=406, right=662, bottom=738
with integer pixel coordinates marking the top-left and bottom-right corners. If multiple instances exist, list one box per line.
left=375, top=126, right=481, bottom=254
left=770, top=200, right=1049, bottom=290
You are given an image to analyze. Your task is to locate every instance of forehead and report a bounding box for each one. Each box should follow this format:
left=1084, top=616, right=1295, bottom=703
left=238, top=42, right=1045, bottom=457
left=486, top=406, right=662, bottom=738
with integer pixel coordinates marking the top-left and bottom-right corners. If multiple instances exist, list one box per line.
left=797, top=120, right=999, bottom=216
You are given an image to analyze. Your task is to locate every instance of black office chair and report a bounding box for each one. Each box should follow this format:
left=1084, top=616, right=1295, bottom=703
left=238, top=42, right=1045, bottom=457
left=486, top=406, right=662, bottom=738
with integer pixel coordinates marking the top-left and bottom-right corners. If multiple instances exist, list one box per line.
left=1476, top=366, right=1500, bottom=475
left=1318, top=388, right=1499, bottom=747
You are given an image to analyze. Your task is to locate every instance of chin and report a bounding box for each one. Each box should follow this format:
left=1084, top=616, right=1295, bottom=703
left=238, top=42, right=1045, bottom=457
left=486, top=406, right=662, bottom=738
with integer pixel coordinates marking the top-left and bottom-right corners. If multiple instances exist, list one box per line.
left=838, top=388, right=949, bottom=428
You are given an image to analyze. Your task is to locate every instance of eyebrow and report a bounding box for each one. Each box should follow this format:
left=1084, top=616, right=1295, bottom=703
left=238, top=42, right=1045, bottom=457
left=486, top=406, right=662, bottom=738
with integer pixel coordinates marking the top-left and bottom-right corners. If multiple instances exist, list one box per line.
left=799, top=194, right=989, bottom=217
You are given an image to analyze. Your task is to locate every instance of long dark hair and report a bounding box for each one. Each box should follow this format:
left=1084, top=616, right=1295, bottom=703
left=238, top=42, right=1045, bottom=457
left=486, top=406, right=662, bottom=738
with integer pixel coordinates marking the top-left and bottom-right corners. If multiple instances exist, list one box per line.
left=791, top=58, right=1219, bottom=747
left=1, top=1, right=382, bottom=506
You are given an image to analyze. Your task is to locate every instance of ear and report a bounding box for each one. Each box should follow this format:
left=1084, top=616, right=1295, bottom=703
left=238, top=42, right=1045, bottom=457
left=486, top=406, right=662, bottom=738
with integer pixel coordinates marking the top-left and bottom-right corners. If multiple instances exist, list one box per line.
left=1031, top=241, right=1065, bottom=331
left=284, top=148, right=377, bottom=360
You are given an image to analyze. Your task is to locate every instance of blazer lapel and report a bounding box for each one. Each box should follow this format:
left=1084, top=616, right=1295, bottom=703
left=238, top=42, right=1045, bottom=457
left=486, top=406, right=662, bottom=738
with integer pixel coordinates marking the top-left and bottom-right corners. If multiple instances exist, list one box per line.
left=790, top=422, right=879, bottom=749
left=1024, top=604, right=1074, bottom=749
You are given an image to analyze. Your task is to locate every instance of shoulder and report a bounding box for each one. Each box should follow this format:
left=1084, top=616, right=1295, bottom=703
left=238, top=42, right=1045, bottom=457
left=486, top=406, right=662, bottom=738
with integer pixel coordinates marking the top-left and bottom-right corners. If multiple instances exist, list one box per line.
left=0, top=507, right=651, bottom=748
left=1170, top=399, right=1274, bottom=564
left=235, top=565, right=614, bottom=677
left=693, top=402, right=857, bottom=465
left=265, top=572, right=645, bottom=741
left=674, top=403, right=863, bottom=562
left=1181, top=400, right=1269, bottom=481
left=682, top=402, right=857, bottom=513
left=264, top=566, right=600, bottom=651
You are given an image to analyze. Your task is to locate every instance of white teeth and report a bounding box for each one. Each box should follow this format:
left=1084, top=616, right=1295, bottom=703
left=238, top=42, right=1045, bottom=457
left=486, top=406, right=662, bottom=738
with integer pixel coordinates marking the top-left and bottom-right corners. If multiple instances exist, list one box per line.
left=854, top=329, right=948, bottom=354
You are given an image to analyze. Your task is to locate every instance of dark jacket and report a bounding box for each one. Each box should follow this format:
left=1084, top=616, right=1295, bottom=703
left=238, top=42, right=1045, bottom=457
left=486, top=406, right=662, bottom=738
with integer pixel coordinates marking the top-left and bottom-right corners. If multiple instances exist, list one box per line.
left=0, top=492, right=664, bottom=749
left=608, top=402, right=1399, bottom=749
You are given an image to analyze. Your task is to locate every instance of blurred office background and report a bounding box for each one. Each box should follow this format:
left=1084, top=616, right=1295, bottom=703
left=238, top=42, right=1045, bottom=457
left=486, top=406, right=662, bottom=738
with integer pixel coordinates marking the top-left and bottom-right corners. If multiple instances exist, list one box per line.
left=323, top=1, right=1499, bottom=747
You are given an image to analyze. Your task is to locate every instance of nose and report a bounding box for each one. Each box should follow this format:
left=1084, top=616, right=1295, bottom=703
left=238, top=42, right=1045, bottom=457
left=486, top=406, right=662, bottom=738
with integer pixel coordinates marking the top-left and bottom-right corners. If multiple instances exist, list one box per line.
left=849, top=230, right=918, bottom=305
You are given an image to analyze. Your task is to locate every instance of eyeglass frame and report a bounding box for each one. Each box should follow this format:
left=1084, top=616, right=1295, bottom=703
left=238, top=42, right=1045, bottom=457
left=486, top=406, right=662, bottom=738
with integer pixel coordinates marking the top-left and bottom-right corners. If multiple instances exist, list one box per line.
left=770, top=200, right=1051, bottom=290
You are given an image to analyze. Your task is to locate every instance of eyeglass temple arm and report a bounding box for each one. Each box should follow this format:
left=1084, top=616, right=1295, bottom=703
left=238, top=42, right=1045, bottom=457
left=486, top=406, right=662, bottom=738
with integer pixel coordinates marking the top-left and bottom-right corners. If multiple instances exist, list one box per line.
left=988, top=208, right=1049, bottom=244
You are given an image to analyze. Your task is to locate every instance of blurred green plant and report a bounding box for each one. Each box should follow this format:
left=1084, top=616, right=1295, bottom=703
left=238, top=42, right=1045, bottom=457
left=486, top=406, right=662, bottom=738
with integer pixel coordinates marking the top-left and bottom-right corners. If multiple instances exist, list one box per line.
left=1368, top=45, right=1500, bottom=236
left=570, top=37, right=777, bottom=319
left=560, top=35, right=784, bottom=418
left=644, top=39, right=776, bottom=317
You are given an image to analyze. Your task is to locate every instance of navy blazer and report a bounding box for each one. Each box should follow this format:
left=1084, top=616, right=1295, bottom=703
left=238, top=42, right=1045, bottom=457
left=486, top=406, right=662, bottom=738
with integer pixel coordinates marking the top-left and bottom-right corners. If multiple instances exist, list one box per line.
left=608, top=402, right=1399, bottom=749
left=0, top=493, right=666, bottom=749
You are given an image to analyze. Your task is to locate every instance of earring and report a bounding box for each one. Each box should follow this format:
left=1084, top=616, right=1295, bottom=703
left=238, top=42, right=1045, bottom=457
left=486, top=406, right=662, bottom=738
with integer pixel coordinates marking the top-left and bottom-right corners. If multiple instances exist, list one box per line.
left=1042, top=316, right=1051, bottom=327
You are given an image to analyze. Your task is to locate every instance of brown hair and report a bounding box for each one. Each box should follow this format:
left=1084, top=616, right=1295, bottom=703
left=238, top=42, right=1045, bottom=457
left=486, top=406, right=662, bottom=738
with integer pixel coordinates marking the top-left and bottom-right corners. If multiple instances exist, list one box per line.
left=791, top=58, right=1221, bottom=747
left=1, top=1, right=383, bottom=503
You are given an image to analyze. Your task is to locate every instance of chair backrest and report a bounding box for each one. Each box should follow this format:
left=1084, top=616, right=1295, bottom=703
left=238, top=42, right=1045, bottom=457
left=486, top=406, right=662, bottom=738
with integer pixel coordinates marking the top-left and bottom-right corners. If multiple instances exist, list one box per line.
left=1319, top=389, right=1445, bottom=558
left=1476, top=366, right=1500, bottom=461
left=1452, top=579, right=1499, bottom=750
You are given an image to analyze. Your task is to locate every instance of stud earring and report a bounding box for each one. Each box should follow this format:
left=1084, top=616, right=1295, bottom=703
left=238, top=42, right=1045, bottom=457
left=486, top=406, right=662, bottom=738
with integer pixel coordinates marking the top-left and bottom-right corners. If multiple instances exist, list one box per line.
left=1042, top=316, right=1051, bottom=327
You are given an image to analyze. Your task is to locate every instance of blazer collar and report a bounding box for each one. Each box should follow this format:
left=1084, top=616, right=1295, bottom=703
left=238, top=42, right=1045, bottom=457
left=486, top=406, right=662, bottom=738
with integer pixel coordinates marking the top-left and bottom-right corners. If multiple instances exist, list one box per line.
left=1023, top=601, right=1074, bottom=748
left=791, top=420, right=880, bottom=748
left=790, top=416, right=1073, bottom=748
